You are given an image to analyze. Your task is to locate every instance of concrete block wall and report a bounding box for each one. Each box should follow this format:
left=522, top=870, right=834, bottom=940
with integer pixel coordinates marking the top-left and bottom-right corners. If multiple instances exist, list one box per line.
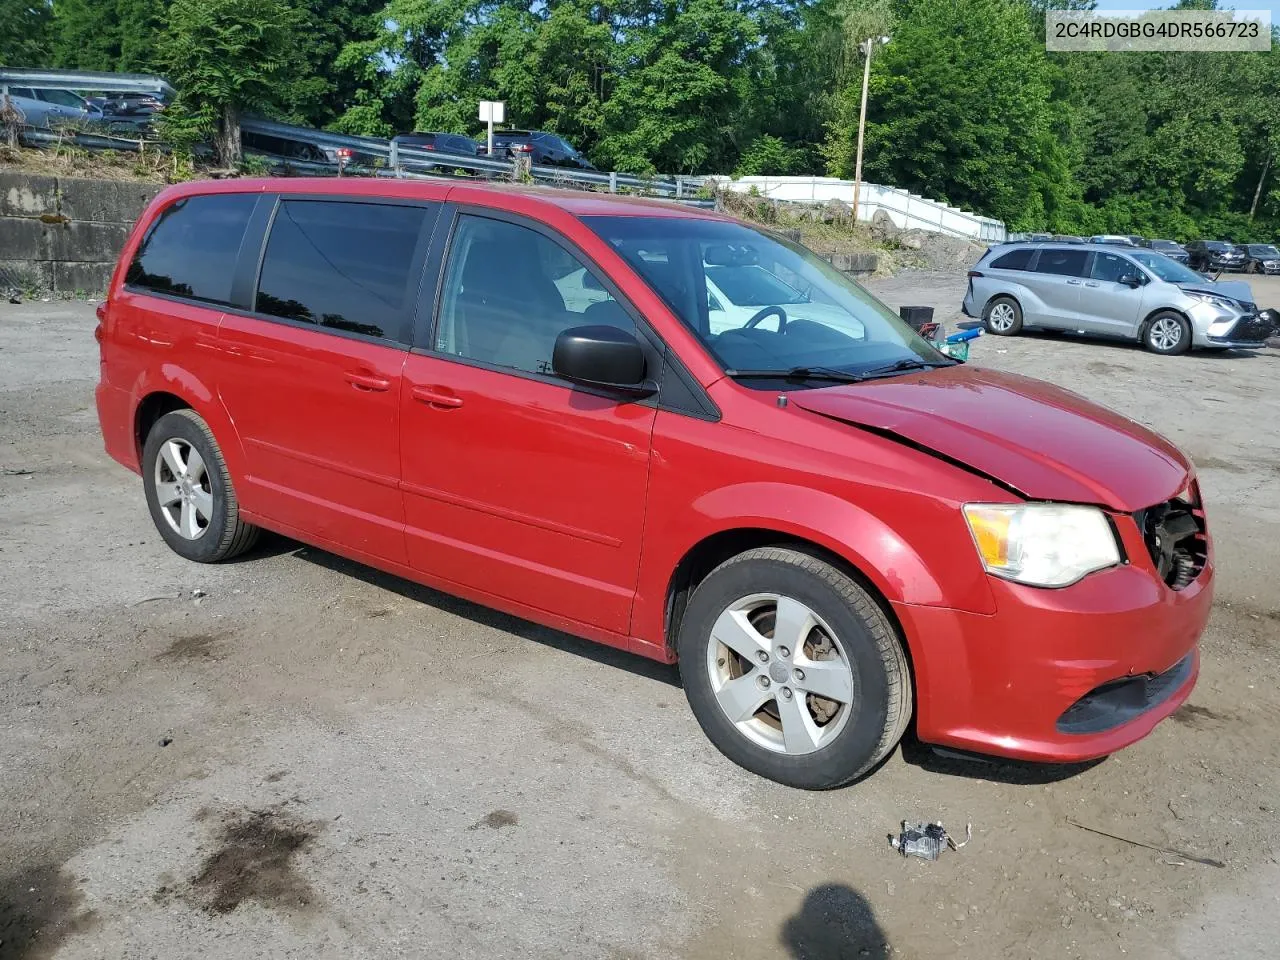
left=1, top=172, right=162, bottom=296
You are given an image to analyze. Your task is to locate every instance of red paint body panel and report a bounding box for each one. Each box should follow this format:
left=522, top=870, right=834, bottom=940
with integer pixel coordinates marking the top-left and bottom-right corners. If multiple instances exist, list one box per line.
left=400, top=353, right=656, bottom=635
left=791, top=366, right=1191, bottom=512
left=216, top=313, right=409, bottom=564
left=95, top=177, right=1214, bottom=766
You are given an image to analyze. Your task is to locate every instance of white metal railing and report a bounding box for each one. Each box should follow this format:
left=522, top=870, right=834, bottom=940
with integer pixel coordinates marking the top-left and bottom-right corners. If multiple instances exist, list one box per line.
left=0, top=66, right=175, bottom=98
left=708, top=175, right=1007, bottom=242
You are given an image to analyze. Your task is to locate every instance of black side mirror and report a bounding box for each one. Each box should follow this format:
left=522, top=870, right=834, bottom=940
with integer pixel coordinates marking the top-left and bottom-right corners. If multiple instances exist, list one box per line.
left=552, top=325, right=654, bottom=394
left=1118, top=272, right=1143, bottom=288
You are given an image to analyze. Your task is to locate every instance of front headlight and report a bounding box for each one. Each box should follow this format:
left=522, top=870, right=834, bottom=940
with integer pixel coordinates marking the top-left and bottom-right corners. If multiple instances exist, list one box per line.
left=962, top=503, right=1121, bottom=587
left=1186, top=291, right=1236, bottom=311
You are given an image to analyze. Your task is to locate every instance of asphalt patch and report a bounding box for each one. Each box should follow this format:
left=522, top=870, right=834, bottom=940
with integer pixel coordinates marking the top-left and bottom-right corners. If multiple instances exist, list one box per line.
left=469, top=809, right=519, bottom=830
left=0, top=863, right=96, bottom=960
left=1171, top=703, right=1230, bottom=728
left=186, top=809, right=321, bottom=915
left=156, top=633, right=225, bottom=662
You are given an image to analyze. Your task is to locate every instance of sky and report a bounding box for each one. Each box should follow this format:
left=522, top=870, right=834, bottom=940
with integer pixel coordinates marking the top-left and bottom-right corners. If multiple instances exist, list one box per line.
left=1091, top=0, right=1280, bottom=21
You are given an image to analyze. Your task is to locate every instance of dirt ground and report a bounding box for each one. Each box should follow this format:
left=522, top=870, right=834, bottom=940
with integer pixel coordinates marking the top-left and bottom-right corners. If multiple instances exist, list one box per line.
left=2, top=272, right=1279, bottom=960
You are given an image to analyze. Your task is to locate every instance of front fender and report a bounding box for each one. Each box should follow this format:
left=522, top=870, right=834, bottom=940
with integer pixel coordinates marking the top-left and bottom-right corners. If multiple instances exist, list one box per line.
left=633, top=481, right=997, bottom=648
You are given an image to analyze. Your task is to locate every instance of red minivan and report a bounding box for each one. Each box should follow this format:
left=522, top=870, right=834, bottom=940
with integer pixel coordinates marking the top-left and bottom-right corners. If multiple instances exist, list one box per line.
left=95, top=179, right=1213, bottom=788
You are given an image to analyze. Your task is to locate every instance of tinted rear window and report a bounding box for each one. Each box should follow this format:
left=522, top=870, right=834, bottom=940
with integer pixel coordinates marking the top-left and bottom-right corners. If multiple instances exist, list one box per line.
left=1035, top=249, right=1088, bottom=277
left=126, top=194, right=257, bottom=305
left=990, top=248, right=1034, bottom=270
left=254, top=199, right=430, bottom=342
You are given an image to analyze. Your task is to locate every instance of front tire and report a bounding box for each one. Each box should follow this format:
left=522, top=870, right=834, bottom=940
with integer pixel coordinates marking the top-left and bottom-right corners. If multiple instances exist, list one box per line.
left=983, top=296, right=1023, bottom=336
left=1142, top=311, right=1191, bottom=356
left=678, top=547, right=912, bottom=789
left=142, top=409, right=260, bottom=562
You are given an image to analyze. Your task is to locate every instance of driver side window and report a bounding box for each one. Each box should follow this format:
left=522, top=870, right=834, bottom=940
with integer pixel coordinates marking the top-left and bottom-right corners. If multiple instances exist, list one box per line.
left=1091, top=252, right=1132, bottom=283
left=436, top=215, right=635, bottom=376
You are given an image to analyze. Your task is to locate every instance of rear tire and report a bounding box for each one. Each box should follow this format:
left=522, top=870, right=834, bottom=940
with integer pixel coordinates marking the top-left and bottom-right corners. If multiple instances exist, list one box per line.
left=677, top=547, right=911, bottom=789
left=142, top=410, right=260, bottom=563
left=983, top=296, right=1023, bottom=336
left=1142, top=311, right=1191, bottom=356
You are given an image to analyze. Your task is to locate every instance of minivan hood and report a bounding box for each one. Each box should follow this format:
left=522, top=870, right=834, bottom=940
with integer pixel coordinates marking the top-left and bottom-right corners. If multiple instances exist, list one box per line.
left=791, top=366, right=1189, bottom=512
left=1177, top=280, right=1254, bottom=303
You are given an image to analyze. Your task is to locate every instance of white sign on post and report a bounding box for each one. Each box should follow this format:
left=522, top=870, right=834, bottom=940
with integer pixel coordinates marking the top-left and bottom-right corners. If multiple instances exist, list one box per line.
left=479, top=100, right=505, bottom=157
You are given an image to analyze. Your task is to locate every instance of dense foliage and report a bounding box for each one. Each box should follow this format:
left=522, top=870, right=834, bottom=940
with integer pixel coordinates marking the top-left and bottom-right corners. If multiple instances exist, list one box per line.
left=4, top=0, right=1280, bottom=238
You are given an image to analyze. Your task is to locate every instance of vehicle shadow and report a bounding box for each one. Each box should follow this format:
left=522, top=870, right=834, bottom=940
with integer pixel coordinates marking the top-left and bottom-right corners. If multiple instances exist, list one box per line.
left=779, top=882, right=890, bottom=959
left=288, top=540, right=682, bottom=688
left=899, top=735, right=1105, bottom=784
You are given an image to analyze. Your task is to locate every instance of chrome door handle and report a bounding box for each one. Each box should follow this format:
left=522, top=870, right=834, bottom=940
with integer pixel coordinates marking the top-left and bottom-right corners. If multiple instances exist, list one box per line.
left=1066, top=280, right=1083, bottom=286
left=412, top=386, right=464, bottom=409
left=1084, top=281, right=1100, bottom=287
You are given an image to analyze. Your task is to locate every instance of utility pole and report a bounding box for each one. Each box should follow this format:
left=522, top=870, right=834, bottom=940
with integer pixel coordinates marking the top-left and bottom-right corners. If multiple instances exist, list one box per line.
left=852, top=37, right=888, bottom=224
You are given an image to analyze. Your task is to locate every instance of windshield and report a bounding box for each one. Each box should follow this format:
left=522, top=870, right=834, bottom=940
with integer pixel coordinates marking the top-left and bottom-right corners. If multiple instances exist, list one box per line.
left=706, top=264, right=808, bottom=306
left=1204, top=241, right=1230, bottom=251
left=1129, top=251, right=1205, bottom=283
left=1248, top=245, right=1280, bottom=257
left=1151, top=240, right=1182, bottom=250
left=584, top=216, right=948, bottom=383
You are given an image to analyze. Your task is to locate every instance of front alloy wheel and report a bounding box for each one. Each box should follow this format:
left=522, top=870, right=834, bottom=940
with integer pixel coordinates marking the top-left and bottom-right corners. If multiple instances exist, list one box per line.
left=706, top=593, right=854, bottom=755
left=678, top=547, right=912, bottom=789
left=1144, top=312, right=1191, bottom=355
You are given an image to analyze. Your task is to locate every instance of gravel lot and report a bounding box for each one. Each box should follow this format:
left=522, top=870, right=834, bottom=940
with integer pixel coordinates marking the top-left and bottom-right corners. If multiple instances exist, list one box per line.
left=2, top=272, right=1279, bottom=960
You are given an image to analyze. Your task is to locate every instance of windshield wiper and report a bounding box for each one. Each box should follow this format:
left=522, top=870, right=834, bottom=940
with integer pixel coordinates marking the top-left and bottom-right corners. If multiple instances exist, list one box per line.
left=725, top=366, right=866, bottom=383
left=858, top=357, right=955, bottom=378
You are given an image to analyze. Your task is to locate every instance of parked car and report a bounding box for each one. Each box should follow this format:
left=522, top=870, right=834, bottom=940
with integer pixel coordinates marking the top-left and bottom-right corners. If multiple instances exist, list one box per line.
left=1144, top=239, right=1190, bottom=264
left=0, top=86, right=102, bottom=127
left=1126, top=235, right=1146, bottom=246
left=963, top=241, right=1272, bottom=354
left=1052, top=235, right=1085, bottom=243
left=490, top=129, right=596, bottom=169
left=392, top=132, right=484, bottom=158
left=1235, top=243, right=1280, bottom=274
left=241, top=130, right=330, bottom=165
left=1088, top=234, right=1136, bottom=246
left=1185, top=239, right=1246, bottom=272
left=97, top=179, right=1213, bottom=789
left=1026, top=232, right=1053, bottom=241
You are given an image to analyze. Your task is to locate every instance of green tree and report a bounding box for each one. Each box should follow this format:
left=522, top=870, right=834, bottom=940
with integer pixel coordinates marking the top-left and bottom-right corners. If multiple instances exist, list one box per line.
left=0, top=0, right=54, bottom=66
left=160, top=0, right=304, bottom=165
left=49, top=0, right=166, bottom=72
left=51, top=0, right=119, bottom=69
left=828, top=0, right=1064, bottom=228
left=596, top=0, right=757, bottom=174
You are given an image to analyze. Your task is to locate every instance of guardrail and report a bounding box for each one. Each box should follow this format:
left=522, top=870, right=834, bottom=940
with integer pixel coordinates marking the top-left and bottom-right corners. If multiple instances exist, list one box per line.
left=710, top=175, right=1007, bottom=242
left=240, top=117, right=704, bottom=197
left=0, top=67, right=175, bottom=98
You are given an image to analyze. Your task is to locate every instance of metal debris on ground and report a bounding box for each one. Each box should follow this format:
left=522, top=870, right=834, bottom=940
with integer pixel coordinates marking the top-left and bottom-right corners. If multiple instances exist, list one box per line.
left=890, top=820, right=972, bottom=860
left=1065, top=817, right=1224, bottom=868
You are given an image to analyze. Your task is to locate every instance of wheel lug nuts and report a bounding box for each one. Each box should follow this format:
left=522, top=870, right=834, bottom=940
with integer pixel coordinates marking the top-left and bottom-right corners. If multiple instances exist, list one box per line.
left=793, top=668, right=805, bottom=682
left=757, top=675, right=771, bottom=689
left=778, top=646, right=791, bottom=659
left=756, top=651, right=769, bottom=664
left=781, top=687, right=793, bottom=700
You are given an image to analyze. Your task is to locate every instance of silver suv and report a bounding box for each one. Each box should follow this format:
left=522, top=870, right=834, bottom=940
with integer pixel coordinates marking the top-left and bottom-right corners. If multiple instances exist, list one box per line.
left=963, top=242, right=1273, bottom=355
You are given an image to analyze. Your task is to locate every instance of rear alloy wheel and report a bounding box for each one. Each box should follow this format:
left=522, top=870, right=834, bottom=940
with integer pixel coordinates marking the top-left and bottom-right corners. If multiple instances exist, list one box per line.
left=983, top=296, right=1023, bottom=336
left=678, top=547, right=911, bottom=789
left=143, top=410, right=260, bottom=562
left=1143, top=312, right=1191, bottom=356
